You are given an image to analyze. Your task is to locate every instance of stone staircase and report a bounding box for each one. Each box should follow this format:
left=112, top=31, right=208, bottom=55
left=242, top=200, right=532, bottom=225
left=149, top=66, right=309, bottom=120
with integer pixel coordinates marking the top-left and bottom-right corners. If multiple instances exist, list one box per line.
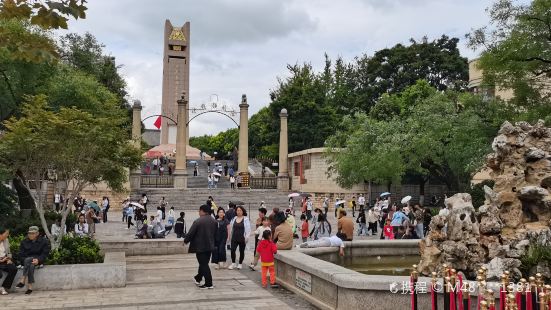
left=187, top=159, right=231, bottom=189
left=131, top=188, right=290, bottom=210
left=248, top=159, right=276, bottom=177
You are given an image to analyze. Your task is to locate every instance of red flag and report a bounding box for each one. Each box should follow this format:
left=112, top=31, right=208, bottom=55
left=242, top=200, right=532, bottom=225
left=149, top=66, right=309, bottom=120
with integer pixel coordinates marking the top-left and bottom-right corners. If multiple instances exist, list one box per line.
left=154, top=116, right=162, bottom=129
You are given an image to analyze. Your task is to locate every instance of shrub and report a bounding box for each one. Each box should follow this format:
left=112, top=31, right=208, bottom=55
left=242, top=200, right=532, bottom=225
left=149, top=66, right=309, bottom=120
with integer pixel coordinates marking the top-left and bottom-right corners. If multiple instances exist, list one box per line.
left=9, top=234, right=103, bottom=265
left=520, top=243, right=551, bottom=278
left=8, top=234, right=25, bottom=263
left=47, top=235, right=103, bottom=265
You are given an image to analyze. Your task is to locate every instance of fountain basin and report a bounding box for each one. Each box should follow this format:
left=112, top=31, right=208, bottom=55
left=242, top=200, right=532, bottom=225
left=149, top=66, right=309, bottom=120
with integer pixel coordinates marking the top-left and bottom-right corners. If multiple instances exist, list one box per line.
left=275, top=240, right=479, bottom=310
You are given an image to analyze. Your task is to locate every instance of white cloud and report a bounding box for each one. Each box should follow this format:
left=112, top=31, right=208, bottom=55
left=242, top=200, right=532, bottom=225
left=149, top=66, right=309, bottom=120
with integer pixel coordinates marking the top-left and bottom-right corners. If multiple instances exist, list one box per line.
left=60, top=0, right=492, bottom=136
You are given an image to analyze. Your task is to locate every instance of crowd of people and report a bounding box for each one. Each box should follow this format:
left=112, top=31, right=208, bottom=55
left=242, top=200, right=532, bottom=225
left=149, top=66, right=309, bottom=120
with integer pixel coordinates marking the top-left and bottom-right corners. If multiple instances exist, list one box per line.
left=178, top=194, right=359, bottom=290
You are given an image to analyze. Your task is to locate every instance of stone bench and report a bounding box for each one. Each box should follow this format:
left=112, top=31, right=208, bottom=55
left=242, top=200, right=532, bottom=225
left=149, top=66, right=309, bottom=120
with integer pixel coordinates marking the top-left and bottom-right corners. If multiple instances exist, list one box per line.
left=1, top=252, right=126, bottom=291
left=99, top=239, right=188, bottom=256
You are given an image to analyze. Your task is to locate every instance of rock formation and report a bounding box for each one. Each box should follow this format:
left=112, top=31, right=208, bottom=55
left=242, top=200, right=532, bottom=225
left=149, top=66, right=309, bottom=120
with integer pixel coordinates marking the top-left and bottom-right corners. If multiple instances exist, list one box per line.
left=418, top=120, right=551, bottom=280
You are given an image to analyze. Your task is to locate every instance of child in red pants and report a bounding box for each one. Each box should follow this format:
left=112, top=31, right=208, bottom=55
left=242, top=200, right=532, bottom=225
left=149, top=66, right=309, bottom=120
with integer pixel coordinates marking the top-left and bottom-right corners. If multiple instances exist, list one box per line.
left=256, top=230, right=279, bottom=288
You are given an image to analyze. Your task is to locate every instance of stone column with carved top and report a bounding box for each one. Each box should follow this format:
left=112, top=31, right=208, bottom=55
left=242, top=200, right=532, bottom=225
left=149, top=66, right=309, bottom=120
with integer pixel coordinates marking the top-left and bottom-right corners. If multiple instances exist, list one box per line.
left=173, top=92, right=188, bottom=189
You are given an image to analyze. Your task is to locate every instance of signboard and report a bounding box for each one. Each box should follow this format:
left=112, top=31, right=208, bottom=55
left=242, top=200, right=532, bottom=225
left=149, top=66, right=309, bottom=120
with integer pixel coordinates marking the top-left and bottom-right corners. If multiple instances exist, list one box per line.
left=295, top=269, right=312, bottom=293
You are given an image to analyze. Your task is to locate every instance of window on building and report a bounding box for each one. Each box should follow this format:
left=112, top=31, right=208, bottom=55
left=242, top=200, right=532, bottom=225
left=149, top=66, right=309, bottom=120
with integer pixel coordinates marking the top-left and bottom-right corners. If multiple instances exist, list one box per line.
left=294, top=162, right=300, bottom=176
left=303, top=154, right=311, bottom=170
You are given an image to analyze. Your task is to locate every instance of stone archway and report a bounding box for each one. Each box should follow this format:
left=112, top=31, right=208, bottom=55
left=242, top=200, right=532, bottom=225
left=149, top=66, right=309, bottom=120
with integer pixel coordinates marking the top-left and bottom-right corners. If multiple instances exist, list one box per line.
left=130, top=94, right=250, bottom=189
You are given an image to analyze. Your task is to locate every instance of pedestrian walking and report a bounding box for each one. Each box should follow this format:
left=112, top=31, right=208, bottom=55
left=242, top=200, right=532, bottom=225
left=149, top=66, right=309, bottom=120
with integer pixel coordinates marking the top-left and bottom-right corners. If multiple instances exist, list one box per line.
left=356, top=210, right=367, bottom=236
left=367, top=208, right=379, bottom=235
left=228, top=206, right=251, bottom=270
left=184, top=205, right=217, bottom=289
left=126, top=204, right=134, bottom=229
left=174, top=212, right=187, bottom=238
left=212, top=208, right=230, bottom=270
left=102, top=196, right=110, bottom=223
left=160, top=197, right=167, bottom=220
left=300, top=214, right=309, bottom=242
left=167, top=206, right=176, bottom=226
left=358, top=194, right=365, bottom=212
left=256, top=230, right=279, bottom=289
left=141, top=194, right=148, bottom=213
left=322, top=197, right=329, bottom=216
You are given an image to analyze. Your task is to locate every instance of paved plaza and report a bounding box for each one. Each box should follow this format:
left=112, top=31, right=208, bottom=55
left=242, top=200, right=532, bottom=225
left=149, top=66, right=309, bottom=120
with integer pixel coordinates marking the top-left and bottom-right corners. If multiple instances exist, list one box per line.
left=1, top=208, right=377, bottom=309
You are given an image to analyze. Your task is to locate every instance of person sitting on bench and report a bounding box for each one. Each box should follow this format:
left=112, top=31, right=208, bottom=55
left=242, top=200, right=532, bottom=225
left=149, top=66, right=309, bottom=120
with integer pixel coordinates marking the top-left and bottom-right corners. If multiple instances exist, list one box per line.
left=15, top=226, right=50, bottom=295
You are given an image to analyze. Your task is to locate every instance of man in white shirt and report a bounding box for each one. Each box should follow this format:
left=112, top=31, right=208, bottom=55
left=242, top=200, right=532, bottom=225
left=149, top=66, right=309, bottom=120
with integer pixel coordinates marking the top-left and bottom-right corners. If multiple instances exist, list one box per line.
left=358, top=194, right=366, bottom=212
left=156, top=207, right=164, bottom=224
left=54, top=193, right=61, bottom=212
left=298, top=235, right=345, bottom=256
left=306, top=197, right=313, bottom=220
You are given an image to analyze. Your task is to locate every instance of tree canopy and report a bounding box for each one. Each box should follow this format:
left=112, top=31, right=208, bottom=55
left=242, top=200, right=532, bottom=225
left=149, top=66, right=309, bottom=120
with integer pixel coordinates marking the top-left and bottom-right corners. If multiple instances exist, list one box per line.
left=191, top=35, right=468, bottom=162
left=0, top=95, right=142, bottom=248
left=326, top=81, right=513, bottom=191
left=467, top=0, right=551, bottom=115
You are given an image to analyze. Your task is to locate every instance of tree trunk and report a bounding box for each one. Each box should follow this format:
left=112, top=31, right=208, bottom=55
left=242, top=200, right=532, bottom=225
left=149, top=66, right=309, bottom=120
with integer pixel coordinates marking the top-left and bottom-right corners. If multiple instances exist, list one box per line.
left=419, top=178, right=427, bottom=206
left=12, top=172, right=35, bottom=210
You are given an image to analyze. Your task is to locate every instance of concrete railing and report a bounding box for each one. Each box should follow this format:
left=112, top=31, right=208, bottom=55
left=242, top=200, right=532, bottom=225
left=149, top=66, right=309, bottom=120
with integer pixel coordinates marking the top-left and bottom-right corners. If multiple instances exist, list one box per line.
left=4, top=252, right=126, bottom=292
left=275, top=240, right=478, bottom=310
left=99, top=239, right=188, bottom=256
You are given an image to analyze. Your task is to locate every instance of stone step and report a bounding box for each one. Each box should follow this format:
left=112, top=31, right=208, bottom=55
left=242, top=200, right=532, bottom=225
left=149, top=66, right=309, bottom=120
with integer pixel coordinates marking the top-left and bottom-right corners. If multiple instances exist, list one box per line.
left=132, top=189, right=290, bottom=210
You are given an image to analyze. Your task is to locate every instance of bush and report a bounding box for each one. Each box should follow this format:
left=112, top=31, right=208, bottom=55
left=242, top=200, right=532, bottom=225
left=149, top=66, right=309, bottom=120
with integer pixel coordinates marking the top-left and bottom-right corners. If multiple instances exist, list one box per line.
left=9, top=235, right=103, bottom=265
left=520, top=243, right=551, bottom=278
left=47, top=236, right=103, bottom=265
left=8, top=234, right=25, bottom=263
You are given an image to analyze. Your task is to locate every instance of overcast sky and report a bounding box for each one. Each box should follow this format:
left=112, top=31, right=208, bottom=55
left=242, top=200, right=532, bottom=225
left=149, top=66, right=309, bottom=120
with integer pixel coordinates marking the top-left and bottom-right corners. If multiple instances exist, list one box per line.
left=62, top=0, right=492, bottom=136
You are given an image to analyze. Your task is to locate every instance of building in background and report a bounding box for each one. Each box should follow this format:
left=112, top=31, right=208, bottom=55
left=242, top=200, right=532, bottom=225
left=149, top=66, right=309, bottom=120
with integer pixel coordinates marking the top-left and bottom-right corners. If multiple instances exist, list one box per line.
left=468, top=59, right=514, bottom=101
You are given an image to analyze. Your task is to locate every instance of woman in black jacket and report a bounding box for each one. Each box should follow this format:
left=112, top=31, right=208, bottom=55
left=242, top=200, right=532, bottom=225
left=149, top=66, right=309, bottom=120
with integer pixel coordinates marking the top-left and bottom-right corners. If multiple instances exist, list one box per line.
left=15, top=226, right=50, bottom=294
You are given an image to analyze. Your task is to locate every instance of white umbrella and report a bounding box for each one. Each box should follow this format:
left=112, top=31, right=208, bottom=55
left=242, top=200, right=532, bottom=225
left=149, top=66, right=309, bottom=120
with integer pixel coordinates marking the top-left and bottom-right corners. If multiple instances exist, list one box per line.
left=130, top=202, right=145, bottom=209
left=336, top=200, right=346, bottom=205
left=288, top=193, right=300, bottom=198
left=212, top=172, right=222, bottom=177
left=401, top=196, right=412, bottom=204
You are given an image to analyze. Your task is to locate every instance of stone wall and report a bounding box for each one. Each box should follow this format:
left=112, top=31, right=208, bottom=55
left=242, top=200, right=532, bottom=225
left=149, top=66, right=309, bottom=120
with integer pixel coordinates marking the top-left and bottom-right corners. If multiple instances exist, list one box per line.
left=99, top=239, right=187, bottom=256
left=2, top=252, right=126, bottom=291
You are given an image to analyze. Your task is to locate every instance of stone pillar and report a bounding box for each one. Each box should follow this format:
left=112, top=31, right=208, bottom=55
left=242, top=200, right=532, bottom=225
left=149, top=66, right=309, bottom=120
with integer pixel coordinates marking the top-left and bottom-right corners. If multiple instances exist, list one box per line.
left=277, top=108, right=289, bottom=191
left=173, top=92, right=188, bottom=189
left=185, top=102, right=190, bottom=147
left=130, top=100, right=143, bottom=191
left=238, top=94, right=249, bottom=186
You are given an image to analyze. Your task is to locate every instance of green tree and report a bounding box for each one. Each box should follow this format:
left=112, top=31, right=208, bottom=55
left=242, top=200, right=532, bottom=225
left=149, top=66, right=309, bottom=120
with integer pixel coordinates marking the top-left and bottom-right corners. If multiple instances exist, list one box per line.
left=0, top=1, right=87, bottom=64
left=58, top=32, right=129, bottom=110
left=269, top=63, right=339, bottom=154
left=0, top=19, right=57, bottom=121
left=0, top=0, right=86, bottom=29
left=0, top=96, right=142, bottom=249
left=467, top=0, right=551, bottom=110
left=351, top=35, right=468, bottom=112
left=327, top=82, right=509, bottom=192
